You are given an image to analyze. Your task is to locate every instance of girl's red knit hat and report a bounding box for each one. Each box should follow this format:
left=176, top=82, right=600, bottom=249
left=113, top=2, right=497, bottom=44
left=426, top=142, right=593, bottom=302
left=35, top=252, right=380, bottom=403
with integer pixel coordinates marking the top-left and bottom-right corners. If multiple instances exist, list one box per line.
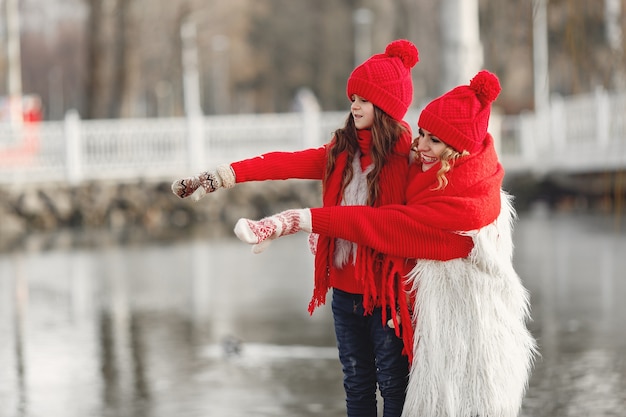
left=346, top=39, right=419, bottom=121
left=418, top=70, right=502, bottom=154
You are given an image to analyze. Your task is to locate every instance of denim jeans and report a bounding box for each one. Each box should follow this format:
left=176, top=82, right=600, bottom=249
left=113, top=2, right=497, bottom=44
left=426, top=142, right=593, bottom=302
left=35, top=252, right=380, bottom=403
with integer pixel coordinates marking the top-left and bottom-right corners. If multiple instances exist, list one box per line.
left=331, top=289, right=409, bottom=417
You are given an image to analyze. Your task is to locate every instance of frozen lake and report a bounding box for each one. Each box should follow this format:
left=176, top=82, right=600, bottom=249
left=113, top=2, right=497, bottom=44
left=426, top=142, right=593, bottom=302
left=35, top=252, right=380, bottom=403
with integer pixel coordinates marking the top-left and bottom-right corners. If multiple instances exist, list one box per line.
left=1, top=208, right=625, bottom=416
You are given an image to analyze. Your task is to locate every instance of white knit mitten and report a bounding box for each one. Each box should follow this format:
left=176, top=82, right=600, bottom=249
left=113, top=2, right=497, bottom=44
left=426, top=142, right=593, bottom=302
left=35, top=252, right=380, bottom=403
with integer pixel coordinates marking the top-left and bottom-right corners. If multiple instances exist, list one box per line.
left=234, top=209, right=312, bottom=254
left=171, top=164, right=235, bottom=201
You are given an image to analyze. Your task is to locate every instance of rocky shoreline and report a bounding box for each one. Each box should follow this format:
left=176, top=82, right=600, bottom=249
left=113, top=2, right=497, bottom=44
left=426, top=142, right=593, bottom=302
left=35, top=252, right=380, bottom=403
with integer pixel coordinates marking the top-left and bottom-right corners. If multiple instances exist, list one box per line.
left=2, top=172, right=623, bottom=254
left=0, top=180, right=322, bottom=253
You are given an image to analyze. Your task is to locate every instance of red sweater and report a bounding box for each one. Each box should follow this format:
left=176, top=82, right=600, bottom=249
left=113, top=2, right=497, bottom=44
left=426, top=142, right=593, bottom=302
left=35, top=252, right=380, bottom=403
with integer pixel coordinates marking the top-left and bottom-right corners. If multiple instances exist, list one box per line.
left=310, top=134, right=504, bottom=261
left=230, top=129, right=412, bottom=297
left=231, top=147, right=327, bottom=182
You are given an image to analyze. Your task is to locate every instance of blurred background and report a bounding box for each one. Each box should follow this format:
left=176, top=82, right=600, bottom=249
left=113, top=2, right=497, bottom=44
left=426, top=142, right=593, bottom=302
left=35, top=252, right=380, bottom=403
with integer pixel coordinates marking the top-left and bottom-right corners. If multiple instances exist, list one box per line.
left=1, top=0, right=625, bottom=119
left=1, top=0, right=625, bottom=416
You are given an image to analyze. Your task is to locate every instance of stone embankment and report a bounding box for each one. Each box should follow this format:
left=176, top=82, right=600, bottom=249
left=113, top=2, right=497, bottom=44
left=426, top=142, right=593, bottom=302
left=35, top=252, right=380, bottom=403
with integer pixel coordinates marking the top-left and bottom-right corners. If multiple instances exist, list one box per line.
left=0, top=180, right=321, bottom=252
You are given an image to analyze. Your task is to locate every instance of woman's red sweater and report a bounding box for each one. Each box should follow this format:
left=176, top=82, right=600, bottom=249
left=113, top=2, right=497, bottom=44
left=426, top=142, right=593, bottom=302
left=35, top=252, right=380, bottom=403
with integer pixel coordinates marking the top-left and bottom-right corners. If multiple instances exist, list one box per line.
left=309, top=134, right=504, bottom=265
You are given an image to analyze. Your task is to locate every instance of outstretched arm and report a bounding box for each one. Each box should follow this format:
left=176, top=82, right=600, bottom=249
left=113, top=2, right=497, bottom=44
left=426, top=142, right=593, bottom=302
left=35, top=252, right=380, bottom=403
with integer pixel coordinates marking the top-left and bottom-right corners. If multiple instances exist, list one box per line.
left=171, top=146, right=328, bottom=201
left=310, top=204, right=473, bottom=260
left=234, top=205, right=473, bottom=260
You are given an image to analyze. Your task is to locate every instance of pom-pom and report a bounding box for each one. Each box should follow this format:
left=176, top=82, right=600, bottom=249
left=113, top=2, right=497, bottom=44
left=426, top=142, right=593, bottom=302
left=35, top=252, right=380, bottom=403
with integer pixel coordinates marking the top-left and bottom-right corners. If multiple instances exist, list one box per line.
left=385, top=39, right=419, bottom=69
left=469, top=70, right=501, bottom=104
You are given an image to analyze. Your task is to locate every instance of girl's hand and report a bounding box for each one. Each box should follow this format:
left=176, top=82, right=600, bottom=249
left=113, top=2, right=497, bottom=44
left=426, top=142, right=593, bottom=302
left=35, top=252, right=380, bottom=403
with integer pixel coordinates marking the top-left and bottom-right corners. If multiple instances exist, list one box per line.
left=171, top=164, right=235, bottom=201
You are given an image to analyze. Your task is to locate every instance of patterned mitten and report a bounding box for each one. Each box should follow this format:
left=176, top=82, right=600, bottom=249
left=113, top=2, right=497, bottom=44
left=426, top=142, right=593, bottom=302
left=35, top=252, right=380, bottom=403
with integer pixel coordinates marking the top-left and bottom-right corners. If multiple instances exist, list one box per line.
left=171, top=164, right=236, bottom=201
left=234, top=209, right=312, bottom=254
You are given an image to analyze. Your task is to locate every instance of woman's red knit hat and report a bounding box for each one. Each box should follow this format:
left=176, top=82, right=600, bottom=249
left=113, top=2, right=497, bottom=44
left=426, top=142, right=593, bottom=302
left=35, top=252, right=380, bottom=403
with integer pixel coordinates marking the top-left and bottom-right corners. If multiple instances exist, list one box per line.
left=346, top=39, right=419, bottom=121
left=418, top=70, right=502, bottom=154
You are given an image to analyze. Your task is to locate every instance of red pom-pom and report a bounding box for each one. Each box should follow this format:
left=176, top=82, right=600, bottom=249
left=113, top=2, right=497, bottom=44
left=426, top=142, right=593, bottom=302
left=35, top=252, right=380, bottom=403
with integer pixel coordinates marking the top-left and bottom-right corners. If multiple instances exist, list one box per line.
left=470, top=70, right=501, bottom=104
left=385, top=39, right=419, bottom=69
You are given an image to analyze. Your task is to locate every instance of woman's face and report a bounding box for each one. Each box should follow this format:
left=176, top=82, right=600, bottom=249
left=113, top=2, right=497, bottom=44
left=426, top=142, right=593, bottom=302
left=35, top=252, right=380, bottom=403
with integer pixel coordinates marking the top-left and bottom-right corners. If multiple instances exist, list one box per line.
left=416, top=128, right=447, bottom=171
left=350, top=95, right=375, bottom=130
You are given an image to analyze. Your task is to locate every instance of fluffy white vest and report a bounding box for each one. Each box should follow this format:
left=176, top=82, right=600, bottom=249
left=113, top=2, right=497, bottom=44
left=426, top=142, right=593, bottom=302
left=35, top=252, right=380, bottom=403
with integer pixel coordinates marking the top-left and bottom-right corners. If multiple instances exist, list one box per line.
left=402, top=191, right=537, bottom=417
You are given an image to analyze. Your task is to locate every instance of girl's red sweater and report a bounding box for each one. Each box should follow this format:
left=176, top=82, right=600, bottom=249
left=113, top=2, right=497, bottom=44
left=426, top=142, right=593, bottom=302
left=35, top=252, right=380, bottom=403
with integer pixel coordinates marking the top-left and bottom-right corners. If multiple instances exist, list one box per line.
left=229, top=147, right=372, bottom=290
left=229, top=138, right=411, bottom=296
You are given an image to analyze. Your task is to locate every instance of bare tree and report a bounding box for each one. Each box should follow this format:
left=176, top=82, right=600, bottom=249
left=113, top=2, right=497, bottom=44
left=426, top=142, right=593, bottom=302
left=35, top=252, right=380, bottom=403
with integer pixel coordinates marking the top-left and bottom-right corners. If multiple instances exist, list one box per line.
left=14, top=0, right=626, bottom=119
left=108, top=0, right=131, bottom=117
left=83, top=0, right=107, bottom=118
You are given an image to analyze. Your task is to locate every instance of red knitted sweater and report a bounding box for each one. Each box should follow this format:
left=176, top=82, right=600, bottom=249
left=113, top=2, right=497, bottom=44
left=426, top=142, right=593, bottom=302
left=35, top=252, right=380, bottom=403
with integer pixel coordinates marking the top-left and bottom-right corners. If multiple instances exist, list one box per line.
left=310, top=134, right=503, bottom=260
left=230, top=126, right=414, bottom=310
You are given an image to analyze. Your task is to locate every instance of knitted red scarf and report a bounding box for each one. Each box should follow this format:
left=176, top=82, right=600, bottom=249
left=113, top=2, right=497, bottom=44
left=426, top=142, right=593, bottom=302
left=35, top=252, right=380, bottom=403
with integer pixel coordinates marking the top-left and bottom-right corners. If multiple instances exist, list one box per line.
left=403, top=133, right=504, bottom=233
left=308, top=126, right=414, bottom=358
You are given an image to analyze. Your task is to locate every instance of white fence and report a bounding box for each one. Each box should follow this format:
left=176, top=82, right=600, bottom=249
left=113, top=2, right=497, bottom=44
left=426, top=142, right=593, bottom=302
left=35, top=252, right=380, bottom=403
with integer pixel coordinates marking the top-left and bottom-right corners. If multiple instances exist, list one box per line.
left=498, top=88, right=626, bottom=176
left=1, top=89, right=625, bottom=185
left=0, top=110, right=349, bottom=185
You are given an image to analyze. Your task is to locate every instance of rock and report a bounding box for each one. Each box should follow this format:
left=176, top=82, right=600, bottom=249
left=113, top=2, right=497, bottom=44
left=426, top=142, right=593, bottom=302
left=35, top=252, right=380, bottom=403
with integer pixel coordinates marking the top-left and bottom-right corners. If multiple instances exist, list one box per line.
left=0, top=179, right=322, bottom=252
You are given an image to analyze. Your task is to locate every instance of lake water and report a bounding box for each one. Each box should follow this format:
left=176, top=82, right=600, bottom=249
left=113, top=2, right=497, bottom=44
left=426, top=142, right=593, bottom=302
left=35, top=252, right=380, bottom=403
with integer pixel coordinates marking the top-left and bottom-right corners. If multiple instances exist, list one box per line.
left=1, top=207, right=625, bottom=417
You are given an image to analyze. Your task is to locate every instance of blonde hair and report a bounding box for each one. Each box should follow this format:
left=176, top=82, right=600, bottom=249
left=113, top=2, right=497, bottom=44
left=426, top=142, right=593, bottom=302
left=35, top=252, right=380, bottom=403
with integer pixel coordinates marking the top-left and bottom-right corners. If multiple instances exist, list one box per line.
left=433, top=146, right=469, bottom=190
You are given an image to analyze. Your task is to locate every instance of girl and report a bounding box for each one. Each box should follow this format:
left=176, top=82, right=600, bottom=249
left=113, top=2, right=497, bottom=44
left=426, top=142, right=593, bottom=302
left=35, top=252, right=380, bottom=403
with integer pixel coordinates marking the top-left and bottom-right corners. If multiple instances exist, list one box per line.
left=235, top=70, right=538, bottom=417
left=172, top=40, right=421, bottom=417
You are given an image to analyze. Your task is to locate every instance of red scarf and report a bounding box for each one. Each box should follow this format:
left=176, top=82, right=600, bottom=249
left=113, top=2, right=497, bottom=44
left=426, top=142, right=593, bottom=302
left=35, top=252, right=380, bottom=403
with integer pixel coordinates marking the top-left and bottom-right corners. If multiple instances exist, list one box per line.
left=357, top=129, right=373, bottom=169
left=404, top=133, right=503, bottom=233
left=308, top=125, right=414, bottom=358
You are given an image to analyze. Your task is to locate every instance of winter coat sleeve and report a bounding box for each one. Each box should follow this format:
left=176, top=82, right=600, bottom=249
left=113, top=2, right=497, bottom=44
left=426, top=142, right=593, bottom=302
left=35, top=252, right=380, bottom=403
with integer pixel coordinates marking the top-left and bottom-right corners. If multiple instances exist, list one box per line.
left=230, top=146, right=327, bottom=182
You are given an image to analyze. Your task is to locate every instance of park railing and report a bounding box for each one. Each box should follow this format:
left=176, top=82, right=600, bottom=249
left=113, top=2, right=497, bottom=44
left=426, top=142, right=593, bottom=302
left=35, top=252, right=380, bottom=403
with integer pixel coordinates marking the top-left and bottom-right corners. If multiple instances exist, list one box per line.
left=498, top=88, right=626, bottom=175
left=0, top=89, right=624, bottom=185
left=0, top=110, right=350, bottom=185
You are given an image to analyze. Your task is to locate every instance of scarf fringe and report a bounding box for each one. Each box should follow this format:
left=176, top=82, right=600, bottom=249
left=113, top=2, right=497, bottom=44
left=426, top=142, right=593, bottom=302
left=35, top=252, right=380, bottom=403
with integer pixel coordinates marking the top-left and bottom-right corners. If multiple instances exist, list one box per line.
left=309, top=248, right=331, bottom=314
left=360, top=246, right=416, bottom=364
left=309, top=243, right=415, bottom=364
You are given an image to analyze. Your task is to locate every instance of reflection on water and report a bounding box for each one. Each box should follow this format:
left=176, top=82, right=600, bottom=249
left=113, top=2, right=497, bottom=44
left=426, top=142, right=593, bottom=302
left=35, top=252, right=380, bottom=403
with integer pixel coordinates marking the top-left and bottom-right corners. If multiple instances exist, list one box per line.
left=1, top=209, right=626, bottom=417
left=513, top=209, right=626, bottom=416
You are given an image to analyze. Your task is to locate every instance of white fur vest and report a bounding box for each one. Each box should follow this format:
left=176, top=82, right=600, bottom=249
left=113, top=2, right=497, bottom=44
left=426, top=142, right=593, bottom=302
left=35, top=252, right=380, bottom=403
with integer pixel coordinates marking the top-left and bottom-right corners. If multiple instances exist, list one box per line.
left=402, top=191, right=537, bottom=417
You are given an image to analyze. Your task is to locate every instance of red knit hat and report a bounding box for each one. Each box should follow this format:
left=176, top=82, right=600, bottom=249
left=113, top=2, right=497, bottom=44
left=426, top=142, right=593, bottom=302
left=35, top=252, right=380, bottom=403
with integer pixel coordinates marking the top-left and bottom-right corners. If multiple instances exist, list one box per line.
left=346, top=39, right=419, bottom=121
left=418, top=70, right=502, bottom=154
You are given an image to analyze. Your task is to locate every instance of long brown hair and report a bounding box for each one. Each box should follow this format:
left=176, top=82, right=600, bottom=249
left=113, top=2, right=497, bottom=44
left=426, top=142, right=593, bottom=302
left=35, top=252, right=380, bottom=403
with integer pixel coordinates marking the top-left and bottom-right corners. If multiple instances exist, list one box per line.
left=325, top=106, right=408, bottom=206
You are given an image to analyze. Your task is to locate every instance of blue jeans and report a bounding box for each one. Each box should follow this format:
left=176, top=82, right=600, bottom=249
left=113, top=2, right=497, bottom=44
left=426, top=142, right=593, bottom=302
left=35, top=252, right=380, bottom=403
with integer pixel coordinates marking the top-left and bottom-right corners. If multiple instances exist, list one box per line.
left=332, top=289, right=409, bottom=417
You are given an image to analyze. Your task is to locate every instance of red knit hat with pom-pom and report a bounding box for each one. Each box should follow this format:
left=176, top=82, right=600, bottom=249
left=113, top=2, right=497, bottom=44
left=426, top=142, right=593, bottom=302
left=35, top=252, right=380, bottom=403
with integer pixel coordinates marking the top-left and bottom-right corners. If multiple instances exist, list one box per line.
left=346, top=39, right=419, bottom=121
left=418, top=70, right=501, bottom=154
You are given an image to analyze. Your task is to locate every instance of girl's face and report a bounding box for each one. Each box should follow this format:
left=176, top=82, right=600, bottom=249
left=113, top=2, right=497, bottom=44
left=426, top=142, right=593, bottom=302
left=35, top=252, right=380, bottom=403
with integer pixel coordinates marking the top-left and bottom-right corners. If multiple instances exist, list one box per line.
left=350, top=95, right=375, bottom=130
left=416, top=128, right=447, bottom=171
